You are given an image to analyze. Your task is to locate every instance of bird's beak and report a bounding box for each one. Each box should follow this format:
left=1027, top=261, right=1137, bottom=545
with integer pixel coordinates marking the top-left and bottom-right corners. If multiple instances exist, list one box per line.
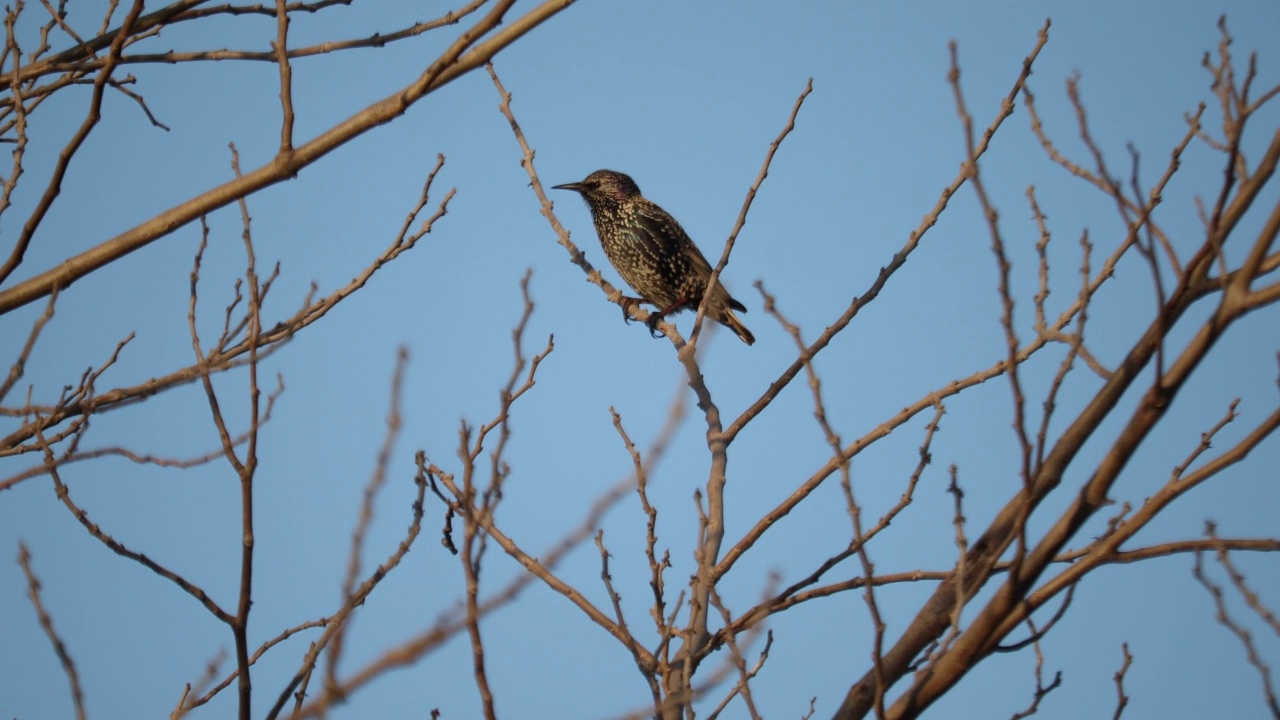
left=551, top=181, right=582, bottom=192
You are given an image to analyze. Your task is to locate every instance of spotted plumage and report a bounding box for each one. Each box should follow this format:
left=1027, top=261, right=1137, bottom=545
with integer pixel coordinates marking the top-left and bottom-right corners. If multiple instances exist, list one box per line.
left=552, top=169, right=755, bottom=345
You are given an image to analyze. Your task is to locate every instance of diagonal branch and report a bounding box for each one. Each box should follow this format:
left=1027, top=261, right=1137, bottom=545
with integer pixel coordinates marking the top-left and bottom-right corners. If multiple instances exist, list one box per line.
left=0, top=0, right=576, bottom=314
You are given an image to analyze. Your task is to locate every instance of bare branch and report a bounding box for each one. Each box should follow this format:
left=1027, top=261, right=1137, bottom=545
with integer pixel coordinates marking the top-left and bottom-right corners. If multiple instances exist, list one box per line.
left=1194, top=537, right=1280, bottom=716
left=0, top=0, right=578, bottom=314
left=0, top=289, right=55, bottom=404
left=18, top=543, right=86, bottom=720
left=0, top=157, right=453, bottom=459
left=1112, top=643, right=1133, bottom=720
left=324, top=347, right=410, bottom=698
left=690, top=77, right=812, bottom=347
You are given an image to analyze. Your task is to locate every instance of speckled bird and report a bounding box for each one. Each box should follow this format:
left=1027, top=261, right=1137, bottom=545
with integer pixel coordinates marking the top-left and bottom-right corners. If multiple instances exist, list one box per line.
left=552, top=169, right=755, bottom=345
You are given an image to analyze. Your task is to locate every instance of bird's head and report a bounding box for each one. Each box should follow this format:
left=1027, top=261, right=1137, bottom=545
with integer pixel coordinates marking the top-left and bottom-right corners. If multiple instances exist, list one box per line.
left=552, top=169, right=641, bottom=203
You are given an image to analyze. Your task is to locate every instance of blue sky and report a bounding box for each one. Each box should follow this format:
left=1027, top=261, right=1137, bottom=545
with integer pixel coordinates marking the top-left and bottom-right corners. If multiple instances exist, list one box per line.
left=2, top=1, right=1279, bottom=718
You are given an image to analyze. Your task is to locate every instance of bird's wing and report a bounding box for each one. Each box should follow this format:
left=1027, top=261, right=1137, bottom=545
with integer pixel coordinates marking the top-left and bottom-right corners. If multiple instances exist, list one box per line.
left=635, top=204, right=715, bottom=277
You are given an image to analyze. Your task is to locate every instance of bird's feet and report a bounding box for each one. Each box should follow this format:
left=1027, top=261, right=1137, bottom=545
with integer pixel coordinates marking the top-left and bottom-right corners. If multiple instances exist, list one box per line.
left=619, top=296, right=645, bottom=324
left=642, top=297, right=693, bottom=339
left=644, top=312, right=667, bottom=339
left=617, top=296, right=667, bottom=338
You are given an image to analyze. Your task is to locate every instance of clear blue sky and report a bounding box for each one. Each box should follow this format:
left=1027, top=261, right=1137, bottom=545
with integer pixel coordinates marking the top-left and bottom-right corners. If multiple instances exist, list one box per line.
left=3, top=1, right=1278, bottom=718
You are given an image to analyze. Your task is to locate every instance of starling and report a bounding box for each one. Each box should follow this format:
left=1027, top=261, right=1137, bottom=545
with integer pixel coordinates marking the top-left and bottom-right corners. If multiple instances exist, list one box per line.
left=553, top=169, right=755, bottom=345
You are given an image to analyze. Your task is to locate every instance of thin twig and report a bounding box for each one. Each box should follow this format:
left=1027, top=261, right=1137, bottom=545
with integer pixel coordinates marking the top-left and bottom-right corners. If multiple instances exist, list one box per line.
left=689, top=77, right=813, bottom=347
left=1111, top=643, right=1133, bottom=720
left=18, top=543, right=86, bottom=720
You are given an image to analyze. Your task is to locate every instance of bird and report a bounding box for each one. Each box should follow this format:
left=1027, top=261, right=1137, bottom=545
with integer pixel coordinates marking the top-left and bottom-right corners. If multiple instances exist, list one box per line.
left=552, top=169, right=755, bottom=345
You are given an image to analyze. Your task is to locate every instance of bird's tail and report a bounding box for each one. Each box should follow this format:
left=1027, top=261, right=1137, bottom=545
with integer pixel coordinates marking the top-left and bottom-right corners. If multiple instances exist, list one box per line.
left=719, top=308, right=755, bottom=346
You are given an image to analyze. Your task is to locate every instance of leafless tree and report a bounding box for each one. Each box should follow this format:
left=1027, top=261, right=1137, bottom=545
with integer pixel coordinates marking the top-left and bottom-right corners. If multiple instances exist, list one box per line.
left=3, top=4, right=1277, bottom=720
